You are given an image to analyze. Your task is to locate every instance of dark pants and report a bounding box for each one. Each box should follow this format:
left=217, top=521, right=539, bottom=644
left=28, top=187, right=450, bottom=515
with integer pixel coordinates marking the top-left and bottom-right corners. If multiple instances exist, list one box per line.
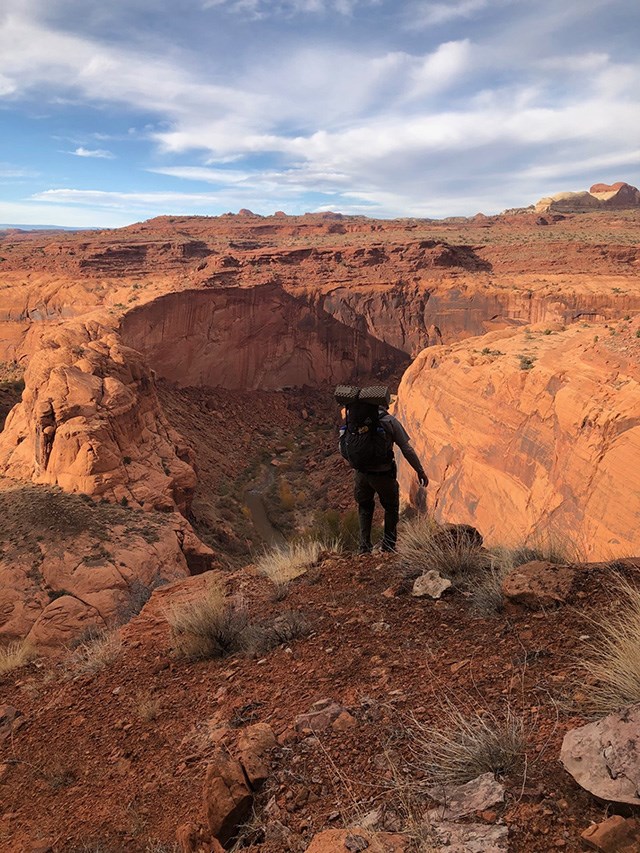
left=354, top=471, right=400, bottom=552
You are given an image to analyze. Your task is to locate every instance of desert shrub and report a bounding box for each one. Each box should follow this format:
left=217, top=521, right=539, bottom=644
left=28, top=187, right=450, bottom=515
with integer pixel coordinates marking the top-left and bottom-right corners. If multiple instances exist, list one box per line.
left=470, top=561, right=510, bottom=615
left=0, top=639, right=36, bottom=676
left=580, top=576, right=640, bottom=714
left=166, top=582, right=309, bottom=660
left=412, top=702, right=526, bottom=785
left=518, top=354, right=535, bottom=370
left=166, top=583, right=249, bottom=660
left=136, top=692, right=161, bottom=722
left=505, top=531, right=577, bottom=567
left=69, top=631, right=122, bottom=675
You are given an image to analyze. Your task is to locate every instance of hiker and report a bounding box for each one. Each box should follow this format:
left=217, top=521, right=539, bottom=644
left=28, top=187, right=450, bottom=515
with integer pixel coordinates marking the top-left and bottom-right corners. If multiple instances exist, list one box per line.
left=339, top=396, right=428, bottom=554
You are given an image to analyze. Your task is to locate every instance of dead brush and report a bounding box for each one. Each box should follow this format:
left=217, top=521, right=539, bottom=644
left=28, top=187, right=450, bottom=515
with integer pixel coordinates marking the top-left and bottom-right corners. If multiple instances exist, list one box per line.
left=69, top=631, right=121, bottom=675
left=580, top=574, right=640, bottom=715
left=166, top=583, right=249, bottom=660
left=0, top=639, right=36, bottom=676
left=136, top=692, right=161, bottom=722
left=256, top=538, right=336, bottom=599
left=411, top=700, right=526, bottom=786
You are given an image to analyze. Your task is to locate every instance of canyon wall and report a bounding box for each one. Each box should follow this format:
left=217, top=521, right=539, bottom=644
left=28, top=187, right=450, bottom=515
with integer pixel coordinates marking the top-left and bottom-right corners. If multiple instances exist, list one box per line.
left=0, top=320, right=197, bottom=512
left=119, top=284, right=409, bottom=389
left=395, top=320, right=640, bottom=559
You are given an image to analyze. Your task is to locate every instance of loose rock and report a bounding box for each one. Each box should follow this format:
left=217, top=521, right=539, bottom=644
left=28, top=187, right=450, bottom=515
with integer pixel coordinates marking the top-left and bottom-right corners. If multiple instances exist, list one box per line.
left=304, top=829, right=408, bottom=852
left=412, top=570, right=452, bottom=599
left=202, top=748, right=253, bottom=844
left=502, top=561, right=577, bottom=608
left=561, top=703, right=640, bottom=805
left=433, top=821, right=509, bottom=852
left=581, top=815, right=640, bottom=851
left=427, top=772, right=505, bottom=821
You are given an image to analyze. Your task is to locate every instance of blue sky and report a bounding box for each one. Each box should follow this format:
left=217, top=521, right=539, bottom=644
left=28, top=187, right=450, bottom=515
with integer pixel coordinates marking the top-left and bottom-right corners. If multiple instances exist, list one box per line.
left=1, top=0, right=639, bottom=227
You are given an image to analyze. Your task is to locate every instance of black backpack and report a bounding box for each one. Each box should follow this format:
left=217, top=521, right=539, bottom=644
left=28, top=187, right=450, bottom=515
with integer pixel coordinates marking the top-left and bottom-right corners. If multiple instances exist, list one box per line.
left=340, top=401, right=393, bottom=472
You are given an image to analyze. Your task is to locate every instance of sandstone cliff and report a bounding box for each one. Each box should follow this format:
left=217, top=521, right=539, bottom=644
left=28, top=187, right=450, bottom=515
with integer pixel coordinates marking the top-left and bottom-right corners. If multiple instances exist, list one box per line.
left=535, top=181, right=640, bottom=213
left=0, top=321, right=196, bottom=512
left=395, top=319, right=640, bottom=559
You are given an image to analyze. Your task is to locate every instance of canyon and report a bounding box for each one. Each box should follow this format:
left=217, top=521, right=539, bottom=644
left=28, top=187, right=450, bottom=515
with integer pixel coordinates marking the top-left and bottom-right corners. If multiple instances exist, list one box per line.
left=1, top=205, right=639, bottom=645
left=1, top=199, right=640, bottom=853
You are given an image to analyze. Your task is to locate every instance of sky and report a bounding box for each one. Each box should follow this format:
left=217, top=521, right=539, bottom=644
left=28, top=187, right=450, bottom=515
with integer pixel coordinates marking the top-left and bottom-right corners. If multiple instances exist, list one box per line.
left=0, top=0, right=639, bottom=227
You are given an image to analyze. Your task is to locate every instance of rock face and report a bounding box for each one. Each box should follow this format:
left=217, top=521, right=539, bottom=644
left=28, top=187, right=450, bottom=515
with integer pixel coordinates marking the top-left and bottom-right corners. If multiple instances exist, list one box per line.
left=119, top=285, right=408, bottom=390
left=561, top=703, right=640, bottom=805
left=535, top=181, right=640, bottom=213
left=0, top=483, right=208, bottom=646
left=395, top=321, right=640, bottom=559
left=0, top=321, right=196, bottom=512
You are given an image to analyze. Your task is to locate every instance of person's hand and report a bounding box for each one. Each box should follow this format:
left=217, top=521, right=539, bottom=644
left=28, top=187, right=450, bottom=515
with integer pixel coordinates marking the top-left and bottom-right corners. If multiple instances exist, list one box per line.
left=418, top=471, right=428, bottom=487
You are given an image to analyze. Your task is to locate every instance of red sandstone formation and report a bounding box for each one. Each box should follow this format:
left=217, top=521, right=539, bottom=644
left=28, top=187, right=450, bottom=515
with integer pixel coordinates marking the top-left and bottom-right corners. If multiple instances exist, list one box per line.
left=535, top=181, right=640, bottom=213
left=395, top=318, right=640, bottom=560
left=0, top=321, right=196, bottom=512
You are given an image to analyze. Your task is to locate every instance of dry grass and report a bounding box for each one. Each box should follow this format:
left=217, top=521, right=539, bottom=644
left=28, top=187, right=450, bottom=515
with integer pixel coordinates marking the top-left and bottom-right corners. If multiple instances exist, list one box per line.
left=0, top=639, right=36, bottom=676
left=581, top=575, right=640, bottom=715
left=69, top=631, right=122, bottom=675
left=166, top=583, right=249, bottom=660
left=398, top=516, right=490, bottom=586
left=256, top=538, right=335, bottom=598
left=166, top=582, right=309, bottom=660
left=412, top=701, right=526, bottom=786
left=136, top=692, right=161, bottom=722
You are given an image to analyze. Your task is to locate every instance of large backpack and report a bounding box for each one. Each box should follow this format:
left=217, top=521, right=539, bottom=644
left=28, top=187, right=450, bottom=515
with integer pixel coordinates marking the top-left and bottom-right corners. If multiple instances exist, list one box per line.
left=340, top=400, right=393, bottom=472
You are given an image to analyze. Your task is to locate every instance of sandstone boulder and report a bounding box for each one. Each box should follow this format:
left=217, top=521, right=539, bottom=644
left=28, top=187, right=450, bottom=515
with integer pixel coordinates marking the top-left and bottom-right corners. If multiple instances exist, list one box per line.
left=502, top=561, right=577, bottom=608
left=202, top=748, right=253, bottom=844
left=304, top=829, right=408, bottom=852
left=561, top=703, right=640, bottom=805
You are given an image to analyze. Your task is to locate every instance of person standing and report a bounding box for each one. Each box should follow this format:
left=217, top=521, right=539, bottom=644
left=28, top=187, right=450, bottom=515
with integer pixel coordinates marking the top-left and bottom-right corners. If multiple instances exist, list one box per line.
left=340, top=398, right=428, bottom=554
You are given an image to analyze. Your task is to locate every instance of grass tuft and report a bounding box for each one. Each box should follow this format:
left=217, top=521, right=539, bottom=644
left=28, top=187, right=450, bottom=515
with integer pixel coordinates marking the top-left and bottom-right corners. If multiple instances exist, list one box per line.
left=398, top=516, right=490, bottom=586
left=166, top=582, right=309, bottom=660
left=69, top=631, right=121, bottom=675
left=166, top=583, right=249, bottom=660
left=581, top=575, right=640, bottom=715
left=256, top=538, right=335, bottom=598
left=412, top=702, right=526, bottom=786
left=0, top=639, right=36, bottom=676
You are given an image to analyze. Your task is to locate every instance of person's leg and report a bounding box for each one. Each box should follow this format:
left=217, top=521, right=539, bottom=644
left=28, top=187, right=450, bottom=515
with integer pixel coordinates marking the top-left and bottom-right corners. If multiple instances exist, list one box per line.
left=354, top=472, right=375, bottom=553
left=376, top=476, right=400, bottom=551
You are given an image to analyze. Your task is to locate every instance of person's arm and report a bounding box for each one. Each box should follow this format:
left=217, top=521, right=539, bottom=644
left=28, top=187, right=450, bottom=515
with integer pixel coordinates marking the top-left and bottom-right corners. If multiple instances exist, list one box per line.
left=385, top=415, right=428, bottom=485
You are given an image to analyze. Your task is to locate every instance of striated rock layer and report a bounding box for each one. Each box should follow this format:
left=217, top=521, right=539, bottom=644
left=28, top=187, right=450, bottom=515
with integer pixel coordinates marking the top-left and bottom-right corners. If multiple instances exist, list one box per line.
left=0, top=321, right=196, bottom=511
left=395, top=319, right=640, bottom=559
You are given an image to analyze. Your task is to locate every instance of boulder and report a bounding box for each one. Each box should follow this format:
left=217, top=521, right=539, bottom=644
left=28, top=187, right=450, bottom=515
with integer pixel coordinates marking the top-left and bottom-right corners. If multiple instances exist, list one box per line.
left=202, top=748, right=253, bottom=844
left=431, top=524, right=484, bottom=550
left=412, top=570, right=452, bottom=599
left=426, top=772, right=505, bottom=821
left=561, top=703, right=640, bottom=805
left=502, top=561, right=577, bottom=608
left=581, top=816, right=640, bottom=851
left=304, top=829, right=408, bottom=852
left=433, top=822, right=508, bottom=852
left=236, top=722, right=277, bottom=788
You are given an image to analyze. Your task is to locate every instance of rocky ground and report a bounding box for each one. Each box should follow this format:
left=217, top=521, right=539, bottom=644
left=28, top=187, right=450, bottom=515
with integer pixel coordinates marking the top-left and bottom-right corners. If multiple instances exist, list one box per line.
left=1, top=544, right=639, bottom=852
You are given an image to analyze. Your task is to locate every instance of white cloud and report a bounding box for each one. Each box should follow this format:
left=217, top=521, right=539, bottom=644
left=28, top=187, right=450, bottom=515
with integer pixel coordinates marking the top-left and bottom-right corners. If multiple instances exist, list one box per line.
left=71, top=146, right=115, bottom=159
left=410, top=0, right=490, bottom=27
left=201, top=0, right=379, bottom=16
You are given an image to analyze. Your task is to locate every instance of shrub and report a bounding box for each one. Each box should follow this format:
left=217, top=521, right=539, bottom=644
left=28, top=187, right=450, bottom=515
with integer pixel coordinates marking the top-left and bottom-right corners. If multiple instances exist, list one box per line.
left=518, top=354, right=535, bottom=371
left=0, top=639, right=36, bottom=675
left=580, top=576, right=640, bottom=715
left=412, top=702, right=526, bottom=785
left=166, top=583, right=249, bottom=660
left=166, top=582, right=309, bottom=660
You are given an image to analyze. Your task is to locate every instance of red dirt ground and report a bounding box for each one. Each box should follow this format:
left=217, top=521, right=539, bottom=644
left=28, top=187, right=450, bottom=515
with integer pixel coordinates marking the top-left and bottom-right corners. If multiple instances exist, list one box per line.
left=2, top=550, right=638, bottom=852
